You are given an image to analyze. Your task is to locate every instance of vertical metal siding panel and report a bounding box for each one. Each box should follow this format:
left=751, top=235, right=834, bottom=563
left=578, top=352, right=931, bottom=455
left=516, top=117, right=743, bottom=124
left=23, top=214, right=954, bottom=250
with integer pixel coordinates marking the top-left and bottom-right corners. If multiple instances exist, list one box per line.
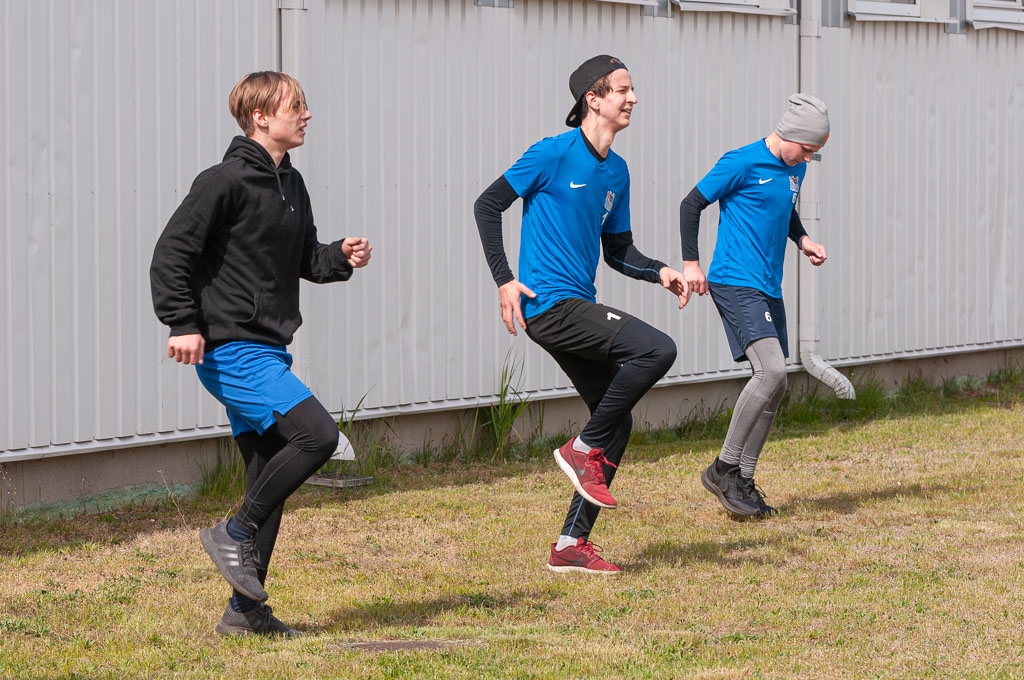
left=95, top=0, right=121, bottom=442
left=50, top=6, right=75, bottom=447
left=115, top=2, right=136, bottom=440
left=70, top=5, right=98, bottom=444
left=0, top=0, right=7, bottom=450
left=3, top=0, right=29, bottom=450
left=135, top=0, right=162, bottom=439
left=26, top=2, right=55, bottom=447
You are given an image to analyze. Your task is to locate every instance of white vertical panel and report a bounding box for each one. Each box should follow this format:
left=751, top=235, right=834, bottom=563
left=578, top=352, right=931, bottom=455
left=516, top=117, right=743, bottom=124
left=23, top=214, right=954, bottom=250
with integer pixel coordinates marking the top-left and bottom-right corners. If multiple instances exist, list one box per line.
left=2, top=0, right=31, bottom=451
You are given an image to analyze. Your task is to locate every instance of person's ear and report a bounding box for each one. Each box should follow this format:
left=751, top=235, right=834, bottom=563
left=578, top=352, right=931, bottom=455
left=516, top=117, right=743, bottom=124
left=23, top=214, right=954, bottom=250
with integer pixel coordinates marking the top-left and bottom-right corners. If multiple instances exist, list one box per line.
left=251, top=108, right=268, bottom=130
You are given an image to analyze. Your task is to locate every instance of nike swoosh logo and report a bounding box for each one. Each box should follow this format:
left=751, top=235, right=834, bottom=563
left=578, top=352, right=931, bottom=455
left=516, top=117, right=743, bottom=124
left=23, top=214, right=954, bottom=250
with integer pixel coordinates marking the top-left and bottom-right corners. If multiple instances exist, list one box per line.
left=570, top=181, right=586, bottom=189
left=758, top=178, right=773, bottom=184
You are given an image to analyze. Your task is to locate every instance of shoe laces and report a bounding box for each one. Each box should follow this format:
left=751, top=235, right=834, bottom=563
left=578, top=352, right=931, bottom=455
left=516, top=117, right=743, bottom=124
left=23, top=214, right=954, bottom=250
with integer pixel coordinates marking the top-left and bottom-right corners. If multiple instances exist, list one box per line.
left=738, top=476, right=772, bottom=507
left=576, top=539, right=604, bottom=558
left=240, top=536, right=262, bottom=570
left=252, top=603, right=275, bottom=632
left=585, top=449, right=617, bottom=481
left=744, top=478, right=769, bottom=504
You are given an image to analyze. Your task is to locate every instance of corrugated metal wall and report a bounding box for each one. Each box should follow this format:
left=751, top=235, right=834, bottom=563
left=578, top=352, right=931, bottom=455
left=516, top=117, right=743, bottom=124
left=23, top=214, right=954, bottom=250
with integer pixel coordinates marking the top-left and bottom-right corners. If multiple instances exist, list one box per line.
left=282, top=0, right=799, bottom=421
left=2, top=0, right=1022, bottom=461
left=1, top=0, right=279, bottom=459
left=815, top=22, right=1024, bottom=363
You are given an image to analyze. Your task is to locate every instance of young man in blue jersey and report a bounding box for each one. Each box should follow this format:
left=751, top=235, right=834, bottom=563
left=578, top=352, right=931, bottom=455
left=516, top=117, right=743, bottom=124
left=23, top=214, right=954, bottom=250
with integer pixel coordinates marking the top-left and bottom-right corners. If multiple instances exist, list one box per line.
left=151, top=72, right=372, bottom=634
left=679, top=94, right=830, bottom=519
left=475, top=55, right=691, bottom=574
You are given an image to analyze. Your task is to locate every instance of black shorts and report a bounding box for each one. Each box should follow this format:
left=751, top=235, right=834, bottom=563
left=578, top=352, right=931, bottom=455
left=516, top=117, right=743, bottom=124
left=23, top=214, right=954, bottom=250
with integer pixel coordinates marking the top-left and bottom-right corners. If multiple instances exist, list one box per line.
left=525, top=298, right=636, bottom=361
left=708, top=283, right=788, bottom=362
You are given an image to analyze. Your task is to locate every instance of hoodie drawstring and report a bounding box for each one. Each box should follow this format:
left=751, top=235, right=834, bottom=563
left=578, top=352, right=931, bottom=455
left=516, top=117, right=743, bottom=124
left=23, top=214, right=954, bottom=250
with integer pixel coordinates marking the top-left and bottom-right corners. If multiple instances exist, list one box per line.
left=273, top=168, right=293, bottom=212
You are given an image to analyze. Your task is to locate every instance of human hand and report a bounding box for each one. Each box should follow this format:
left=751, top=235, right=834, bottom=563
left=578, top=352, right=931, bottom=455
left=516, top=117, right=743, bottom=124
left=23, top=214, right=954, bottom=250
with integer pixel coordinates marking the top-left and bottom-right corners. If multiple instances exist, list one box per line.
left=343, top=237, right=373, bottom=268
left=498, top=279, right=536, bottom=336
left=800, top=237, right=827, bottom=266
left=167, top=333, right=205, bottom=365
left=659, top=267, right=692, bottom=309
left=682, top=260, right=708, bottom=296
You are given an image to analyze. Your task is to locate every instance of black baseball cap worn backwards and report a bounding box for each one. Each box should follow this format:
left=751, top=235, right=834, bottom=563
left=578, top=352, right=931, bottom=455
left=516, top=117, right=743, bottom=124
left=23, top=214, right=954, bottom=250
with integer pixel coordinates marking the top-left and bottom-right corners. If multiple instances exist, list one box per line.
left=565, top=55, right=628, bottom=128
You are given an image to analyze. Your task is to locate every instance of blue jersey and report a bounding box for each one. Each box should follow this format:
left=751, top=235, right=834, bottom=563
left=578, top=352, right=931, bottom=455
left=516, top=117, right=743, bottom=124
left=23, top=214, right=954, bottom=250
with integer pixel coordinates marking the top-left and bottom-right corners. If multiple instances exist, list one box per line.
left=504, top=128, right=630, bottom=319
left=697, top=139, right=806, bottom=298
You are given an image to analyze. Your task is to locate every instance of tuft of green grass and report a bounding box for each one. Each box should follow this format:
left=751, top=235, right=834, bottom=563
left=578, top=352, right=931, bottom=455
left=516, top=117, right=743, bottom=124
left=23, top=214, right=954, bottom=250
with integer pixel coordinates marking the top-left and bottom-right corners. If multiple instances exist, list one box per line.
left=195, top=438, right=246, bottom=500
left=476, top=350, right=531, bottom=463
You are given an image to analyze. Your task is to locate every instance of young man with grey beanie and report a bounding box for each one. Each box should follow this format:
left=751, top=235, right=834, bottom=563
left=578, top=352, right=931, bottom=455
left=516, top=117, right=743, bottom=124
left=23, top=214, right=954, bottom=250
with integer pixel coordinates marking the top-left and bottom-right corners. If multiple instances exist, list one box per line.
left=678, top=93, right=830, bottom=518
left=475, top=55, right=691, bottom=573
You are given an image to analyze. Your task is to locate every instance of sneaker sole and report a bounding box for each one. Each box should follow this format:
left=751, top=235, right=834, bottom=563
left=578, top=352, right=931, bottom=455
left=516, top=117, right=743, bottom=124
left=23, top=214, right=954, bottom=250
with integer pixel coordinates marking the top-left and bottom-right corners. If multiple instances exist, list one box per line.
left=552, top=448, right=617, bottom=509
left=215, top=621, right=255, bottom=636
left=215, top=621, right=302, bottom=637
left=199, top=528, right=269, bottom=602
left=700, top=469, right=759, bottom=517
left=546, top=563, right=621, bottom=575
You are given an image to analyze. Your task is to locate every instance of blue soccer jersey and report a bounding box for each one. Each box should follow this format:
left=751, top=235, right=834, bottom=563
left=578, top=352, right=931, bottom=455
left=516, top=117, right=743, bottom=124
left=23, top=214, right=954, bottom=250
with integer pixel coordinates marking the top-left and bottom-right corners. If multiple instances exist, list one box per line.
left=504, top=128, right=630, bottom=319
left=697, top=139, right=806, bottom=298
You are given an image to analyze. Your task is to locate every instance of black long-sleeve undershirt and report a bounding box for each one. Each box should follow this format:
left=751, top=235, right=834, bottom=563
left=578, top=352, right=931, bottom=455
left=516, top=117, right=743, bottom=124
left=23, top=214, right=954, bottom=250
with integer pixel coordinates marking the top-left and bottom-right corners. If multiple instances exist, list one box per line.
left=473, top=175, right=520, bottom=287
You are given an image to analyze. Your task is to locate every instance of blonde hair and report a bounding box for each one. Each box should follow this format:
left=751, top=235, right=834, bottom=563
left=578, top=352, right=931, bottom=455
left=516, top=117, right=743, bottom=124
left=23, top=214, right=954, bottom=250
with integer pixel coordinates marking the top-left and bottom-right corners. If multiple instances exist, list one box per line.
left=228, top=71, right=307, bottom=136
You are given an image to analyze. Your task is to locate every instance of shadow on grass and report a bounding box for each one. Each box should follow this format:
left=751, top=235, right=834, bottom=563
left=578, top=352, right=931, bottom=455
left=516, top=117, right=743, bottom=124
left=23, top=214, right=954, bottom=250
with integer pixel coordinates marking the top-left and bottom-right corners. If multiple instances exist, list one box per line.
left=628, top=480, right=960, bottom=572
left=631, top=536, right=797, bottom=571
left=789, top=480, right=962, bottom=515
left=311, top=586, right=559, bottom=634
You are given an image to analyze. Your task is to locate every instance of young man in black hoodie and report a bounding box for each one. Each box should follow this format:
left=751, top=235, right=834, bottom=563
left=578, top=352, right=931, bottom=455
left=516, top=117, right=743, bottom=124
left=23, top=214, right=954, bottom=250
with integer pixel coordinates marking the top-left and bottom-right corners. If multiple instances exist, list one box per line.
left=150, top=71, right=371, bottom=636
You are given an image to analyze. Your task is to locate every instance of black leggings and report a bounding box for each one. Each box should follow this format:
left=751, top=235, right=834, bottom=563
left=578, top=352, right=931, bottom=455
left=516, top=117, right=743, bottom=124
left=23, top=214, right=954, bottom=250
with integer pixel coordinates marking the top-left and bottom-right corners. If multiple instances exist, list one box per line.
left=233, top=396, right=338, bottom=534
left=527, top=301, right=677, bottom=539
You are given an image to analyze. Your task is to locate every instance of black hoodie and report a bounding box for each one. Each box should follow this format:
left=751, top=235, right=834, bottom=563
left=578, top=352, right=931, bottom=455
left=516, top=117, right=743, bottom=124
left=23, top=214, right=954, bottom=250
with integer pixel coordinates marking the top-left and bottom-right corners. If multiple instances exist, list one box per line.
left=150, top=136, right=353, bottom=347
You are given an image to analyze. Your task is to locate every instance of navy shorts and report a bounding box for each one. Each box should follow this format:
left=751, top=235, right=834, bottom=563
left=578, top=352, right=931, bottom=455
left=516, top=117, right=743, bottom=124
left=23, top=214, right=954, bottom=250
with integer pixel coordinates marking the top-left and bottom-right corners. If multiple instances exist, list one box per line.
left=708, top=283, right=788, bottom=362
left=195, top=341, right=314, bottom=436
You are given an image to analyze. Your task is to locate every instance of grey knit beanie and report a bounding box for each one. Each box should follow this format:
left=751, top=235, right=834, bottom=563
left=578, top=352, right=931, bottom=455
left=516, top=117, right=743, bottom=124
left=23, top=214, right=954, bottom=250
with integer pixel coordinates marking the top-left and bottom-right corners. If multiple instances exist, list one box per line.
left=775, top=93, right=830, bottom=146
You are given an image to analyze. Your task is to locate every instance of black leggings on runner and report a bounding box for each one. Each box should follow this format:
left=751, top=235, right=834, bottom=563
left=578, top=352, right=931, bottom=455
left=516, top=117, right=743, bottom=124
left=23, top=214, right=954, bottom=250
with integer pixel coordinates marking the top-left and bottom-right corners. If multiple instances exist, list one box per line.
left=233, top=396, right=338, bottom=533
left=529, top=309, right=677, bottom=539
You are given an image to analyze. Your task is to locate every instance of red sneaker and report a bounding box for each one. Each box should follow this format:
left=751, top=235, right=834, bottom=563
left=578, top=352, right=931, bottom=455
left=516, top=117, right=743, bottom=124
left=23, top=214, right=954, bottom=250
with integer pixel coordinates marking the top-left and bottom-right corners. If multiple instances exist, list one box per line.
left=547, top=538, right=621, bottom=575
left=553, top=438, right=618, bottom=509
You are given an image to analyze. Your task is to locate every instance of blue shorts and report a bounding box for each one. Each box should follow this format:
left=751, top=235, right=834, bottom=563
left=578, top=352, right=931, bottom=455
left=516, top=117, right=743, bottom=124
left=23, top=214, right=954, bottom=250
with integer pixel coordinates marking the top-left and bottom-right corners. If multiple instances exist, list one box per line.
left=195, top=341, right=314, bottom=437
left=708, top=283, right=789, bottom=363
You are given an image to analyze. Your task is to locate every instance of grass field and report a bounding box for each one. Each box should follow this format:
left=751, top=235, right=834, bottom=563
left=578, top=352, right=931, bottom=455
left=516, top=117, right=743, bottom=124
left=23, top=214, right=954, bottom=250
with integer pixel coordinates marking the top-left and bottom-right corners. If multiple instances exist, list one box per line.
left=2, top=377, right=1023, bottom=679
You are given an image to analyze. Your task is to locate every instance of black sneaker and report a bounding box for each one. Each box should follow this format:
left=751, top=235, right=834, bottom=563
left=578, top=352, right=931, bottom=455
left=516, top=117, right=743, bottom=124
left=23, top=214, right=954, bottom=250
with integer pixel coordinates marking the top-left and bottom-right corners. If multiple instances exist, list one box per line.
left=737, top=475, right=778, bottom=518
left=215, top=603, right=305, bottom=637
left=199, top=520, right=268, bottom=602
left=701, top=461, right=760, bottom=516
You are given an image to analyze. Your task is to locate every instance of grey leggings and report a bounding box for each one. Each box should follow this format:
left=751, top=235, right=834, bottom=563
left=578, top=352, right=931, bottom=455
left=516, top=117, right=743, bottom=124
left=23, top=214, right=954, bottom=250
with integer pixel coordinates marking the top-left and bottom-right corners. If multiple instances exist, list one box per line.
left=719, top=337, right=787, bottom=477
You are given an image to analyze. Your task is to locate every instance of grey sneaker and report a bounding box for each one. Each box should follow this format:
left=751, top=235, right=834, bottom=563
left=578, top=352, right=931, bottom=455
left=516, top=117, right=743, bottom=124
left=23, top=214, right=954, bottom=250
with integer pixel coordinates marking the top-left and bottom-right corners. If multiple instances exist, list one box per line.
left=737, top=475, right=778, bottom=518
left=701, top=461, right=760, bottom=516
left=199, top=520, right=268, bottom=602
left=215, top=603, right=305, bottom=637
